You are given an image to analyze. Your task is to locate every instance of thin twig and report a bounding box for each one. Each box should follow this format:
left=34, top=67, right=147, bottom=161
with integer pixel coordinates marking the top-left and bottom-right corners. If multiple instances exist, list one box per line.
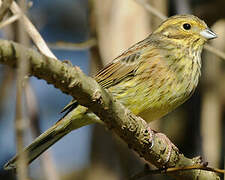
left=204, top=44, right=225, bottom=61
left=129, top=165, right=225, bottom=180
left=0, top=13, right=20, bottom=29
left=0, top=67, right=14, bottom=120
left=9, top=1, right=57, bottom=59
left=0, top=0, right=13, bottom=21
left=25, top=85, right=59, bottom=180
left=134, top=0, right=167, bottom=20
left=134, top=0, right=225, bottom=61
left=48, top=38, right=97, bottom=51
left=15, top=0, right=29, bottom=179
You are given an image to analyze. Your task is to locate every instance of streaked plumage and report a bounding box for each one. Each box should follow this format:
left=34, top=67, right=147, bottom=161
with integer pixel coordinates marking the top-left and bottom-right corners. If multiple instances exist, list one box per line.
left=4, top=15, right=217, bottom=170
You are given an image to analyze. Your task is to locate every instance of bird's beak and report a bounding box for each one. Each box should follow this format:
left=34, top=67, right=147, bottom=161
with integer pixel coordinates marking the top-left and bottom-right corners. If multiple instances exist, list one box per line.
left=200, top=29, right=217, bottom=40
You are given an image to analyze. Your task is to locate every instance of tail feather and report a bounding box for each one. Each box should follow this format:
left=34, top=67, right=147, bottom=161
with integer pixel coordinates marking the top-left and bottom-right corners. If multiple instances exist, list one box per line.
left=4, top=105, right=99, bottom=170
left=4, top=123, right=68, bottom=170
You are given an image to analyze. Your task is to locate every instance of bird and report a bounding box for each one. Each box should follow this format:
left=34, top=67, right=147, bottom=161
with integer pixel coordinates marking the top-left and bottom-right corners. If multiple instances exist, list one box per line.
left=4, top=14, right=217, bottom=170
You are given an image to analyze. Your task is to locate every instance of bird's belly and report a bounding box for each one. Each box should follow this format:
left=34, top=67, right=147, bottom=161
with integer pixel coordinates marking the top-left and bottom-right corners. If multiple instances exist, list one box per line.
left=138, top=107, right=170, bottom=122
left=137, top=103, right=179, bottom=123
left=110, top=68, right=198, bottom=123
left=124, top=88, right=193, bottom=123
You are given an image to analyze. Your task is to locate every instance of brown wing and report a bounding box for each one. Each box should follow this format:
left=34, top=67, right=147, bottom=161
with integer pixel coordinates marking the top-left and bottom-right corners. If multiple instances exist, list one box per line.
left=94, top=38, right=150, bottom=89
left=61, top=37, right=152, bottom=114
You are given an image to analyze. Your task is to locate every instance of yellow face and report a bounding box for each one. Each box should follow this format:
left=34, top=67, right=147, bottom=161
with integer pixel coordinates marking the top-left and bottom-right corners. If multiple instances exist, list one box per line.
left=153, top=15, right=217, bottom=42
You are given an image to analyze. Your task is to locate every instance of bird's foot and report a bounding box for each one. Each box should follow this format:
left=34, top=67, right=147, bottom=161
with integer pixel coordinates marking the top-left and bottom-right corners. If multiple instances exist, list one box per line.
left=146, top=126, right=155, bottom=149
left=155, top=132, right=179, bottom=167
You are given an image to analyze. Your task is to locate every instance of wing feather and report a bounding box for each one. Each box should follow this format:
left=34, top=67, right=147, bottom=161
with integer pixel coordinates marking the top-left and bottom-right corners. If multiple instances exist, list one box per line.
left=61, top=36, right=153, bottom=113
left=95, top=38, right=150, bottom=88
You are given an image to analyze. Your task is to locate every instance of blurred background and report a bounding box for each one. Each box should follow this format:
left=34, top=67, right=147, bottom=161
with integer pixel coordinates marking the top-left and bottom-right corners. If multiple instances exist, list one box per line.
left=0, top=0, right=224, bottom=179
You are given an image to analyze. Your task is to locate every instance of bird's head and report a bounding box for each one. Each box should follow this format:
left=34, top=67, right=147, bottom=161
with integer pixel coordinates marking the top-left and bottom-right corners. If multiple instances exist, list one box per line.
left=153, top=15, right=217, bottom=46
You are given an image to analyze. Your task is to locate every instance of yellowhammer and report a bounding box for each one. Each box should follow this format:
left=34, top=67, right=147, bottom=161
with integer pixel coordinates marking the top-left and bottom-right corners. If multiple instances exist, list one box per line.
left=4, top=14, right=217, bottom=169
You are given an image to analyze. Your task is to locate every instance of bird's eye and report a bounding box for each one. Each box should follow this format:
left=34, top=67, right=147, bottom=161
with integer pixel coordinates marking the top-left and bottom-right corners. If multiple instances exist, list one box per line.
left=183, top=23, right=191, bottom=30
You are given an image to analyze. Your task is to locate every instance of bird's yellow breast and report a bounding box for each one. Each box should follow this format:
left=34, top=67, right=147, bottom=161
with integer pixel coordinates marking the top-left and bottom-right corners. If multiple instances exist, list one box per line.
left=108, top=49, right=201, bottom=123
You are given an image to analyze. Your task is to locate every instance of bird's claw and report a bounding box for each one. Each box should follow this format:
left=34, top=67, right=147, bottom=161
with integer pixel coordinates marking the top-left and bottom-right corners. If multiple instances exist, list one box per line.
left=147, top=126, right=155, bottom=149
left=155, top=132, right=179, bottom=166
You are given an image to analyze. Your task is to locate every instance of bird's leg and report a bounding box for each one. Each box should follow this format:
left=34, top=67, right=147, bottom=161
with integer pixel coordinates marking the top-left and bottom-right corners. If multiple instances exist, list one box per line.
left=155, top=132, right=179, bottom=166
left=145, top=125, right=155, bottom=149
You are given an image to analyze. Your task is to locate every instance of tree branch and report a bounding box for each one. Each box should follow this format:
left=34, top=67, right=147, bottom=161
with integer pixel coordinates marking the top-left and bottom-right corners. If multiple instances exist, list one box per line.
left=0, top=39, right=221, bottom=180
left=0, top=0, right=13, bottom=21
